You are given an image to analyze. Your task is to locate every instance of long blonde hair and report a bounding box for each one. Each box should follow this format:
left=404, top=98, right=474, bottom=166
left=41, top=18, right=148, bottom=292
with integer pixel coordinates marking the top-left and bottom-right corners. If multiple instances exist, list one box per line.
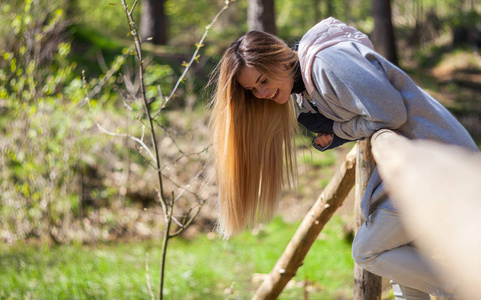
left=209, top=31, right=299, bottom=238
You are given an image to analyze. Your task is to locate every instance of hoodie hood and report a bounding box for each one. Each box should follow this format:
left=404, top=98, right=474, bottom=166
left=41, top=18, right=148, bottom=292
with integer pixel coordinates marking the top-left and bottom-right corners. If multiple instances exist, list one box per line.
left=298, top=17, right=374, bottom=94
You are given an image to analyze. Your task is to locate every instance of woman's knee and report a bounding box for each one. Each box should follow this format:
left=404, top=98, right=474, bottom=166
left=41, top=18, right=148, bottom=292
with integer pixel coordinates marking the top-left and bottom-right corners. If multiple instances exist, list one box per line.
left=351, top=226, right=384, bottom=268
left=352, top=209, right=406, bottom=267
left=352, top=231, right=374, bottom=266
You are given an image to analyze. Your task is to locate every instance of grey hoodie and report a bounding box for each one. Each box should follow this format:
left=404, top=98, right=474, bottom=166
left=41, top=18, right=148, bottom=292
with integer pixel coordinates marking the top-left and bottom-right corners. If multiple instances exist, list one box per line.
left=297, top=17, right=479, bottom=221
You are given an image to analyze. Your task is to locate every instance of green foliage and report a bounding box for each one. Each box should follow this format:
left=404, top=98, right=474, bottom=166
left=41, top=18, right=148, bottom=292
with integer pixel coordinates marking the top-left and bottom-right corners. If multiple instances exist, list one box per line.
left=0, top=0, right=138, bottom=244
left=69, top=0, right=137, bottom=40
left=0, top=0, right=77, bottom=242
left=0, top=1, right=75, bottom=102
left=0, top=0, right=216, bottom=246
left=166, top=0, right=227, bottom=44
left=276, top=0, right=374, bottom=39
left=70, top=0, right=235, bottom=47
left=144, top=64, right=174, bottom=109
left=445, top=9, right=481, bottom=30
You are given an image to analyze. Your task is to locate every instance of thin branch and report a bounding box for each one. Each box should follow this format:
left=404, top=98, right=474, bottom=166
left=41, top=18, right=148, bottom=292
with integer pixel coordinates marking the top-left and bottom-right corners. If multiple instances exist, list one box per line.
left=174, top=168, right=205, bottom=203
left=171, top=215, right=184, bottom=228
left=154, top=119, right=185, bottom=154
left=90, top=45, right=134, bottom=98
left=122, top=71, right=140, bottom=98
left=159, top=192, right=175, bottom=299
left=169, top=200, right=207, bottom=238
left=160, top=146, right=210, bottom=172
left=95, top=123, right=157, bottom=163
left=161, top=172, right=200, bottom=198
left=173, top=184, right=189, bottom=203
left=180, top=206, right=194, bottom=226
left=145, top=253, right=155, bottom=300
left=153, top=118, right=211, bottom=172
left=96, top=50, right=109, bottom=73
left=117, top=1, right=233, bottom=299
left=120, top=0, right=167, bottom=215
left=141, top=124, right=146, bottom=143
left=130, top=0, right=140, bottom=15
left=157, top=85, right=164, bottom=106
left=122, top=93, right=134, bottom=111
left=81, top=70, right=157, bottom=163
left=152, top=0, right=234, bottom=119
left=120, top=2, right=170, bottom=299
left=168, top=168, right=207, bottom=237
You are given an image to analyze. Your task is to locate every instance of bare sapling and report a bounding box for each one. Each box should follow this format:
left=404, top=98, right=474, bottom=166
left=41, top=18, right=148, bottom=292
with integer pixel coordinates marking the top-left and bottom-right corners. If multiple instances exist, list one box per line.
left=81, top=0, right=234, bottom=299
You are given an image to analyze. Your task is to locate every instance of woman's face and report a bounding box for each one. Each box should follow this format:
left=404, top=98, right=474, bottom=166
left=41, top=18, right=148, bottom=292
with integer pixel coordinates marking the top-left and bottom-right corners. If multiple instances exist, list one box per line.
left=237, top=65, right=294, bottom=105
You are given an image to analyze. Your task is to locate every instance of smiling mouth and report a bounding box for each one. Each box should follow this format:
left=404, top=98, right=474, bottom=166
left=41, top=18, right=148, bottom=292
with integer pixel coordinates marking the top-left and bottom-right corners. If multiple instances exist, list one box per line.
left=269, top=89, right=279, bottom=100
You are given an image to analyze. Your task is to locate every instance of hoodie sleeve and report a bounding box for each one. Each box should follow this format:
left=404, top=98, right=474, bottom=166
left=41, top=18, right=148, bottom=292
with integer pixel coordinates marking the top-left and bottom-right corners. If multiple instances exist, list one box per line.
left=311, top=45, right=408, bottom=140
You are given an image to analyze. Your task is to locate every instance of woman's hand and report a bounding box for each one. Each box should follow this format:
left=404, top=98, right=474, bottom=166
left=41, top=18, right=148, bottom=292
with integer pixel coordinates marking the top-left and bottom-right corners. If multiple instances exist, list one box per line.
left=314, top=132, right=334, bottom=148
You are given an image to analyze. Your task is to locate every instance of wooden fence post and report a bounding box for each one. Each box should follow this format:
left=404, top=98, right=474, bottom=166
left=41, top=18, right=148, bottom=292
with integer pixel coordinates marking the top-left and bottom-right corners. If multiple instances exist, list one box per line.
left=353, top=139, right=382, bottom=300
left=252, top=146, right=357, bottom=299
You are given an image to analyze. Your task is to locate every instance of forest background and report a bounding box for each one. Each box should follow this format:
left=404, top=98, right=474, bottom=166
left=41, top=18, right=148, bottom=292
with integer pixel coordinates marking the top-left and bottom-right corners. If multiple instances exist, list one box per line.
left=1, top=0, right=480, bottom=299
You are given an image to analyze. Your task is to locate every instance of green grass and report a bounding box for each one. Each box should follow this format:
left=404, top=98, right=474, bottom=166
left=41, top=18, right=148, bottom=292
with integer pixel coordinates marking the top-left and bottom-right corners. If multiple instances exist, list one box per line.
left=299, top=150, right=337, bottom=169
left=0, top=216, right=354, bottom=299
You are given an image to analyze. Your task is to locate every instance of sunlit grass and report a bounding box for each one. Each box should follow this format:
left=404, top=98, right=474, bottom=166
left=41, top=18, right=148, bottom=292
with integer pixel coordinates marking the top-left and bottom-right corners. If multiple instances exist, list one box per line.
left=0, top=216, right=354, bottom=299
left=298, top=149, right=337, bottom=169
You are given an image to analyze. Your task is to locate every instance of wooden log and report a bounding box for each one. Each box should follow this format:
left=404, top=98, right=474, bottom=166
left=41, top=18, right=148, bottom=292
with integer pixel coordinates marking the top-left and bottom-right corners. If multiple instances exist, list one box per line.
left=370, top=129, right=481, bottom=299
left=252, top=146, right=358, bottom=300
left=353, top=140, right=382, bottom=300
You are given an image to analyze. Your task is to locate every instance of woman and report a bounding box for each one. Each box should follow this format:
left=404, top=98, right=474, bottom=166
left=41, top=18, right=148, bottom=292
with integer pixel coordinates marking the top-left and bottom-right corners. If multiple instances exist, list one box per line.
left=210, top=17, right=478, bottom=299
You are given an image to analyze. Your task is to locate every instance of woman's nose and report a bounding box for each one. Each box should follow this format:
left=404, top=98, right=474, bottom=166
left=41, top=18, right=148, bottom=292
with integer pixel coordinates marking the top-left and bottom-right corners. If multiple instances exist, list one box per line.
left=255, top=87, right=268, bottom=98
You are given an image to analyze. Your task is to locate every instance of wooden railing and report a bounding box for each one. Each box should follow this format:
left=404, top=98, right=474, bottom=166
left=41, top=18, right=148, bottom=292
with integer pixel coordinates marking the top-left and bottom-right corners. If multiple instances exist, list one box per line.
left=253, top=129, right=481, bottom=299
left=371, top=129, right=481, bottom=299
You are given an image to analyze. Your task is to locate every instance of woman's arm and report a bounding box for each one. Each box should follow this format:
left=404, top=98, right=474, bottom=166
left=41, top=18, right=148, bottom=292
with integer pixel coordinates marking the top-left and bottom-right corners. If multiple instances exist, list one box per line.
left=311, top=46, right=408, bottom=140
left=297, top=111, right=352, bottom=151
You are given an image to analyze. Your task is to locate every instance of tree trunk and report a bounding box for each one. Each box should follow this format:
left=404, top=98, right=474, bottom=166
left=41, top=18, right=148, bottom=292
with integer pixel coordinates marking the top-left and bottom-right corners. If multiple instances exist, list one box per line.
left=371, top=0, right=398, bottom=65
left=344, top=0, right=352, bottom=22
left=141, top=0, right=168, bottom=45
left=248, top=0, right=276, bottom=34
left=312, top=0, right=322, bottom=22
left=353, top=140, right=382, bottom=300
left=252, top=146, right=357, bottom=299
left=326, top=0, right=335, bottom=17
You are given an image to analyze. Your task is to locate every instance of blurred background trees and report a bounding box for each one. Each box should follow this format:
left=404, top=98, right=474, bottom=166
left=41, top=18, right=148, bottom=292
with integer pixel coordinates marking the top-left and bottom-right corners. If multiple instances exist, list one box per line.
left=141, top=0, right=168, bottom=45
left=0, top=0, right=480, bottom=247
left=248, top=0, right=277, bottom=34
left=371, top=0, right=399, bottom=65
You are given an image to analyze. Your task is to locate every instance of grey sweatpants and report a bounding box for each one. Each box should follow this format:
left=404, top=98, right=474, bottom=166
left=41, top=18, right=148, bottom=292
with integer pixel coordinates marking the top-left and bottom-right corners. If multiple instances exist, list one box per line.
left=352, top=208, right=456, bottom=300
